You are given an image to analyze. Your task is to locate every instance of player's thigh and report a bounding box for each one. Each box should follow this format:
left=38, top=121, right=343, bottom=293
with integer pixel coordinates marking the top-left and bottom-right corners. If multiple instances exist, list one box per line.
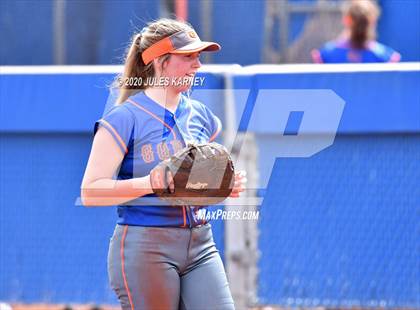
left=108, top=224, right=181, bottom=310
left=180, top=252, right=235, bottom=310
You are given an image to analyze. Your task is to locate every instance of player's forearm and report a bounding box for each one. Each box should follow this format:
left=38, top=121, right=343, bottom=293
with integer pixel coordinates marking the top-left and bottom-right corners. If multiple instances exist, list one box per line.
left=81, top=175, right=153, bottom=206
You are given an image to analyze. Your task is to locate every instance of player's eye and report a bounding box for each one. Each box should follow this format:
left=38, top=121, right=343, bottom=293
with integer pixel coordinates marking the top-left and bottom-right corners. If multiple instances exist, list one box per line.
left=184, top=53, right=201, bottom=59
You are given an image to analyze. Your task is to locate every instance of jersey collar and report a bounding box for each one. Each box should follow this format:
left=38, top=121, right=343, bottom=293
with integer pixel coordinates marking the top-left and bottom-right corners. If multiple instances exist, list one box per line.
left=134, top=91, right=190, bottom=119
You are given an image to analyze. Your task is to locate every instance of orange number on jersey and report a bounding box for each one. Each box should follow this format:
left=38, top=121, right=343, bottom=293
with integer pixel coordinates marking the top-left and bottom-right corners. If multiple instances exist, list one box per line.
left=141, top=144, right=155, bottom=163
left=157, top=142, right=170, bottom=160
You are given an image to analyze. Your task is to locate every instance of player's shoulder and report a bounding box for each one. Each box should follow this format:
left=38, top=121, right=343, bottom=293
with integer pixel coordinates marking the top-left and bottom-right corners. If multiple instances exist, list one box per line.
left=367, top=41, right=401, bottom=62
left=182, top=94, right=208, bottom=113
left=182, top=94, right=203, bottom=107
left=317, top=40, right=349, bottom=63
left=106, top=101, right=136, bottom=119
left=321, top=40, right=348, bottom=52
left=112, top=91, right=153, bottom=118
left=323, top=41, right=338, bottom=51
left=94, top=100, right=136, bottom=137
left=368, top=41, right=392, bottom=55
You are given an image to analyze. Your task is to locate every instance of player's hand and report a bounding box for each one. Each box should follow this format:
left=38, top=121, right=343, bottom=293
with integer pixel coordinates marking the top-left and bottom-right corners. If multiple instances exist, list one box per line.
left=230, top=170, right=247, bottom=198
left=150, top=167, right=175, bottom=194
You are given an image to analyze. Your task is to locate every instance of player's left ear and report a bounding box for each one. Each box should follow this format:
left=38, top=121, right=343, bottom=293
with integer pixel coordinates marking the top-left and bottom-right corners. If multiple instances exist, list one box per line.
left=160, top=55, right=171, bottom=71
left=153, top=55, right=170, bottom=74
left=152, top=58, right=163, bottom=73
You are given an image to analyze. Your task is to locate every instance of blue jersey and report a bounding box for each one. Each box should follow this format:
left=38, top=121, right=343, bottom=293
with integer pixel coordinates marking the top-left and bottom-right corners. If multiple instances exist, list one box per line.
left=312, top=39, right=401, bottom=63
left=94, top=91, right=222, bottom=227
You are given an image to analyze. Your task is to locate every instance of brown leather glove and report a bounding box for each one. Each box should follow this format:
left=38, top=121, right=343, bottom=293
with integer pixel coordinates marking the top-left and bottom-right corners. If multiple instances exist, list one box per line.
left=150, top=142, right=235, bottom=206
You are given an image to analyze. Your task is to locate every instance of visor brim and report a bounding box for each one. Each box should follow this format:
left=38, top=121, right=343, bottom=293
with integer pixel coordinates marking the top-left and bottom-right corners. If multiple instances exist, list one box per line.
left=170, top=41, right=221, bottom=54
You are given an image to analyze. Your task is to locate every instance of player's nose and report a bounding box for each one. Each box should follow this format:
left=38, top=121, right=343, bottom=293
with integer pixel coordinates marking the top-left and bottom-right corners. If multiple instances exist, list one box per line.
left=193, top=57, right=201, bottom=68
left=192, top=54, right=201, bottom=68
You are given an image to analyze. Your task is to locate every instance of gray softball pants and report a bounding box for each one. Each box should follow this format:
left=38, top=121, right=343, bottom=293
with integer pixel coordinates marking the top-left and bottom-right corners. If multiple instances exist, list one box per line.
left=107, top=223, right=235, bottom=310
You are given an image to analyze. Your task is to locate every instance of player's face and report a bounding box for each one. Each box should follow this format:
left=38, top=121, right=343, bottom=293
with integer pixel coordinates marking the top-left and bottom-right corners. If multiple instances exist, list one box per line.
left=163, top=52, right=202, bottom=93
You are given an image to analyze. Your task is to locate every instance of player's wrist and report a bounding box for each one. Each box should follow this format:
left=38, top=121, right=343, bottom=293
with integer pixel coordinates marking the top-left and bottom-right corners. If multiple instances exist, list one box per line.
left=132, top=175, right=154, bottom=195
left=147, top=174, right=154, bottom=194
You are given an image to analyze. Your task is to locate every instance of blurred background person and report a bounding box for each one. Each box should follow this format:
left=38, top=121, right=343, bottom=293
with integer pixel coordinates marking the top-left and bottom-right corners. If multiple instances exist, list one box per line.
left=311, top=0, right=401, bottom=63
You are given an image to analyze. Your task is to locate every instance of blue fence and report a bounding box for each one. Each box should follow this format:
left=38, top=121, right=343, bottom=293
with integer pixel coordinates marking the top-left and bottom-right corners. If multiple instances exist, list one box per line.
left=232, top=65, right=419, bottom=308
left=259, top=134, right=419, bottom=308
left=0, top=68, right=225, bottom=304
left=0, top=64, right=419, bottom=306
left=1, top=0, right=419, bottom=65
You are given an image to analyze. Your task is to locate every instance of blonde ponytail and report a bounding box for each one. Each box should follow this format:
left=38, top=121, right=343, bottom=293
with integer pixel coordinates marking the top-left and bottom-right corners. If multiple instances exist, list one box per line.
left=343, top=0, right=380, bottom=49
left=114, top=33, right=154, bottom=104
left=114, top=18, right=194, bottom=104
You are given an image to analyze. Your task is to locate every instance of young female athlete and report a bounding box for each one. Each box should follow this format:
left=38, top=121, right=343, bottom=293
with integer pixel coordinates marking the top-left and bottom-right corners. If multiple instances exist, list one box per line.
left=81, top=18, right=246, bottom=309
left=311, top=0, right=401, bottom=63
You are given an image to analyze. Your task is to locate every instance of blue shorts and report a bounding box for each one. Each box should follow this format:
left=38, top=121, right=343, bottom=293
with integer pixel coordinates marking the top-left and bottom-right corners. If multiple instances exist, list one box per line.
left=107, top=223, right=235, bottom=310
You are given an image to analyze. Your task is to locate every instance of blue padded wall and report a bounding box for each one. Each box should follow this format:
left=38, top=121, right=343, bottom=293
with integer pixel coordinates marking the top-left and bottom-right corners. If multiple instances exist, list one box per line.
left=258, top=134, right=419, bottom=308
left=0, top=66, right=418, bottom=306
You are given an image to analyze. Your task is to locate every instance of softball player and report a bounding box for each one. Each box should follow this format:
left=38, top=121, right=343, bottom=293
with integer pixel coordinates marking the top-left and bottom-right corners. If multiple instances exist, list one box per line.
left=81, top=18, right=246, bottom=309
left=311, top=0, right=401, bottom=63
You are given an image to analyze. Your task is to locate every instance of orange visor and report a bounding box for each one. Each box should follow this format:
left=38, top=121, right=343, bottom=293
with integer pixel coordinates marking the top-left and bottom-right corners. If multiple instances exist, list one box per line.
left=141, top=29, right=221, bottom=65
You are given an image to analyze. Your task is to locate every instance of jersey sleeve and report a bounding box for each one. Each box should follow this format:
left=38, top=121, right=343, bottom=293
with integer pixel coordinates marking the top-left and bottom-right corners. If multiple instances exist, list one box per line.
left=94, top=104, right=135, bottom=155
left=383, top=46, right=401, bottom=63
left=315, top=41, right=341, bottom=63
left=369, top=42, right=401, bottom=63
left=204, top=106, right=222, bottom=142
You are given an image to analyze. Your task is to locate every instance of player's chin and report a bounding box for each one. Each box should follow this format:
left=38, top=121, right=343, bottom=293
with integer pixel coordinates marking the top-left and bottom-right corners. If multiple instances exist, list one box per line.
left=174, top=84, right=192, bottom=93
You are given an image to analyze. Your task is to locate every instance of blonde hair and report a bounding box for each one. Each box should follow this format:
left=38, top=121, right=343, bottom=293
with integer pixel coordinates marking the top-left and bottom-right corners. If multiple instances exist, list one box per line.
left=114, top=18, right=194, bottom=104
left=343, top=0, right=381, bottom=49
